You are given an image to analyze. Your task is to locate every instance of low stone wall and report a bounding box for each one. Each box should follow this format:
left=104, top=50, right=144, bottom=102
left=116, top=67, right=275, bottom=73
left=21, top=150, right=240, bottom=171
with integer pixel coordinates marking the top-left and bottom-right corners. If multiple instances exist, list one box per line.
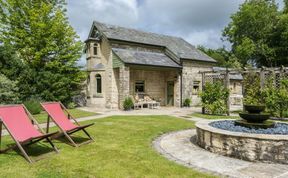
left=196, top=120, right=288, bottom=164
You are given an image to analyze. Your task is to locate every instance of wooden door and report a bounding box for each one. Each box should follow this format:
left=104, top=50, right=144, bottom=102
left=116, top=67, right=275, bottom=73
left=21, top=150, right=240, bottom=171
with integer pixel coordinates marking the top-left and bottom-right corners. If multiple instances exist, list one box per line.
left=167, top=81, right=174, bottom=106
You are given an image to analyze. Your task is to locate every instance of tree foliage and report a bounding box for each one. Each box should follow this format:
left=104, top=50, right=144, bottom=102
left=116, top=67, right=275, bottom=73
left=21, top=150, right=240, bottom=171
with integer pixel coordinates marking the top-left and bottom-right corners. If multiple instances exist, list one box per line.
left=243, top=72, right=263, bottom=105
left=0, top=0, right=85, bottom=105
left=198, top=46, right=242, bottom=68
left=262, top=78, right=288, bottom=118
left=0, top=74, right=19, bottom=104
left=223, top=0, right=288, bottom=67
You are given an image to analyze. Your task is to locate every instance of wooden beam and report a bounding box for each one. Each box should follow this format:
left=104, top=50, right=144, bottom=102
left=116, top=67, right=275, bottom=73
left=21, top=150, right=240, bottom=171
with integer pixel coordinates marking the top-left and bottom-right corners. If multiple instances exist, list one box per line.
left=225, top=70, right=230, bottom=116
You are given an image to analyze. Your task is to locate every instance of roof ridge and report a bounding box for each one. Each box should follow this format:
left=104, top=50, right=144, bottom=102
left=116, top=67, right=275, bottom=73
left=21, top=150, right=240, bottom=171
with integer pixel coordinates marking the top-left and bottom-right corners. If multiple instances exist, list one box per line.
left=93, top=20, right=183, bottom=40
left=92, top=20, right=216, bottom=63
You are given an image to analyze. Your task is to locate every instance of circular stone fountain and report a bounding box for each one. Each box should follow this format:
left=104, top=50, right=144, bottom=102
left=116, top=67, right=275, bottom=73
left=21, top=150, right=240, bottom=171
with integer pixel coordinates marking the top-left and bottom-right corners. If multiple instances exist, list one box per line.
left=196, top=106, right=288, bottom=164
left=235, top=105, right=275, bottom=129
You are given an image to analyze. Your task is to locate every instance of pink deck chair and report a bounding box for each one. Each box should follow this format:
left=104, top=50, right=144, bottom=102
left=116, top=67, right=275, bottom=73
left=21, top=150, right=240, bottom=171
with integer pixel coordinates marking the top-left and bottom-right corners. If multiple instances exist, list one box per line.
left=41, top=102, right=94, bottom=147
left=0, top=105, right=59, bottom=163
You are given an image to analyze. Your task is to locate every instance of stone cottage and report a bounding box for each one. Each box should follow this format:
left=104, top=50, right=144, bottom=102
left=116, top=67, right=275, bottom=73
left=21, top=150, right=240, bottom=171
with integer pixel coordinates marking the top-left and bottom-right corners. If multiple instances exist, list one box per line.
left=85, top=21, right=217, bottom=109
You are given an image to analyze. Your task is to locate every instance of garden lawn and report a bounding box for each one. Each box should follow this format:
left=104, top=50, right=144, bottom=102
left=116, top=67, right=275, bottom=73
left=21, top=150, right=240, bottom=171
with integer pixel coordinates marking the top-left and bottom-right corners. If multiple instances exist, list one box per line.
left=0, top=115, right=215, bottom=178
left=33, top=108, right=98, bottom=123
left=190, top=113, right=239, bottom=120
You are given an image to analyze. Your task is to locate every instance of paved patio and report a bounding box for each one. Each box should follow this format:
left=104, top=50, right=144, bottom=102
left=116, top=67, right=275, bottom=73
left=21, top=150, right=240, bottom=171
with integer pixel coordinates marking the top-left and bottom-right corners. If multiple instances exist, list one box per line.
left=154, top=129, right=288, bottom=178
left=79, top=106, right=202, bottom=117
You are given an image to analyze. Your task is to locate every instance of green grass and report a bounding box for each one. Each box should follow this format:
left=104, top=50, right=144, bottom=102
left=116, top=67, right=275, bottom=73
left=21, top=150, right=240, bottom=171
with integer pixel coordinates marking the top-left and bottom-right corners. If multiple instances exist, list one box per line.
left=190, top=113, right=239, bottom=119
left=0, top=115, right=215, bottom=178
left=33, top=108, right=98, bottom=123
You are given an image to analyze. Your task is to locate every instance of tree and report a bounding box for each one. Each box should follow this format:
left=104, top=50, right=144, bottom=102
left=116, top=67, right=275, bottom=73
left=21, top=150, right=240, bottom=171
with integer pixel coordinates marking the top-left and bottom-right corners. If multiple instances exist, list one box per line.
left=269, top=1, right=288, bottom=66
left=198, top=46, right=241, bottom=68
left=223, top=0, right=279, bottom=67
left=0, top=0, right=85, bottom=104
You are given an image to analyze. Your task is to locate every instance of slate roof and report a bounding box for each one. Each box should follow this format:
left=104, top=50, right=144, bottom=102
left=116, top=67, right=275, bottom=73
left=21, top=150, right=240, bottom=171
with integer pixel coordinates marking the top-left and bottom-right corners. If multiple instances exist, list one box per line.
left=93, top=21, right=216, bottom=63
left=112, top=48, right=182, bottom=68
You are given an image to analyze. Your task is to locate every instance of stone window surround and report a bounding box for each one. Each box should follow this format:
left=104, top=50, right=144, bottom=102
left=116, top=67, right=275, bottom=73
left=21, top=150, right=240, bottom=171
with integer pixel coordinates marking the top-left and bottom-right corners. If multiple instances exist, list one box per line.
left=192, top=81, right=200, bottom=95
left=93, top=73, right=103, bottom=98
left=93, top=43, right=98, bottom=56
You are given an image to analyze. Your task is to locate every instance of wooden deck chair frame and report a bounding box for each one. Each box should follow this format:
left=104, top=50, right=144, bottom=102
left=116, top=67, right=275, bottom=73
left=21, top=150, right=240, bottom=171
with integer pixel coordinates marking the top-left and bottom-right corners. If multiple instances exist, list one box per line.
left=0, top=104, right=59, bottom=163
left=41, top=102, right=94, bottom=147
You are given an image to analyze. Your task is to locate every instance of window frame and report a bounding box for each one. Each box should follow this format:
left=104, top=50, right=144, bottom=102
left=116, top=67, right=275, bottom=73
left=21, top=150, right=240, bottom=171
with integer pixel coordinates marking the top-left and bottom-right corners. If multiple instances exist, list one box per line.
left=96, top=74, right=102, bottom=94
left=192, top=81, right=200, bottom=95
left=93, top=43, right=98, bottom=56
left=135, top=80, right=145, bottom=93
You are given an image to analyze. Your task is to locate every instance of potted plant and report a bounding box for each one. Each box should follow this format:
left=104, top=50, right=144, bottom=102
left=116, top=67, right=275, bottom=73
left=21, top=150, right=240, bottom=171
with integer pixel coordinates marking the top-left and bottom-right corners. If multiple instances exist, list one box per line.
left=123, top=97, right=134, bottom=111
left=183, top=98, right=192, bottom=107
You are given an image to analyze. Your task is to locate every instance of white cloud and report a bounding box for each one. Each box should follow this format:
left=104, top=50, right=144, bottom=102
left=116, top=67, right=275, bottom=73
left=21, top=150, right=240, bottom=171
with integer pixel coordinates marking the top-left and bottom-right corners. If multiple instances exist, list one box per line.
left=67, top=0, right=138, bottom=41
left=67, top=0, right=285, bottom=59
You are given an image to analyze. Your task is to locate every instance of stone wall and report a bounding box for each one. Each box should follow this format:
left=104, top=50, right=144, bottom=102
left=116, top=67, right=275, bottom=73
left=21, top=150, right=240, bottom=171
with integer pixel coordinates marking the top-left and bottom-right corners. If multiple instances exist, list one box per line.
left=196, top=120, right=288, bottom=164
left=182, top=60, right=215, bottom=106
left=118, top=66, right=130, bottom=109
left=229, top=80, right=243, bottom=105
left=86, top=36, right=113, bottom=108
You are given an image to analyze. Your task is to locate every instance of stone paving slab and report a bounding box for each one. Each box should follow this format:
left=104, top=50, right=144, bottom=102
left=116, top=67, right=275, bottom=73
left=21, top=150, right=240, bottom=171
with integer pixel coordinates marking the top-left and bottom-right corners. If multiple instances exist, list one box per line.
left=153, top=129, right=288, bottom=178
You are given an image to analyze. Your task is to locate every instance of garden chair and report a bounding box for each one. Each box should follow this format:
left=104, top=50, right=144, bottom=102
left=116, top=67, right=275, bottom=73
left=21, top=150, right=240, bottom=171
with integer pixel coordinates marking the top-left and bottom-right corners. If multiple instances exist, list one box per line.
left=40, top=102, right=94, bottom=147
left=131, top=95, right=143, bottom=109
left=0, top=105, right=59, bottom=163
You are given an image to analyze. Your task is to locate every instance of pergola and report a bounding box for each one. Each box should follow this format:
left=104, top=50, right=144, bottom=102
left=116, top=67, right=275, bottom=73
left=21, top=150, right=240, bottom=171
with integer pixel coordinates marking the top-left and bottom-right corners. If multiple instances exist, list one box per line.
left=200, top=66, right=288, bottom=115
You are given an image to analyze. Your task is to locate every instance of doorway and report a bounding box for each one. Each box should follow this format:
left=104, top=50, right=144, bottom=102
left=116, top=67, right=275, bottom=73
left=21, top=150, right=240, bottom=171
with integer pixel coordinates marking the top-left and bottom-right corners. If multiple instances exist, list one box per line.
left=167, top=81, right=174, bottom=106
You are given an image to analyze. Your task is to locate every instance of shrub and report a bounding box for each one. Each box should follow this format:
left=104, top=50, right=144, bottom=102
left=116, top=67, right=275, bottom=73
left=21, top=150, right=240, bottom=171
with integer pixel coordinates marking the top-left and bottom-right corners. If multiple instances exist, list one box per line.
left=183, top=98, right=191, bottom=107
left=0, top=74, right=19, bottom=104
left=67, top=102, right=76, bottom=109
left=123, top=97, right=134, bottom=111
left=243, top=72, right=263, bottom=105
left=263, top=78, right=288, bottom=118
left=200, top=81, right=229, bottom=115
left=24, top=98, right=42, bottom=115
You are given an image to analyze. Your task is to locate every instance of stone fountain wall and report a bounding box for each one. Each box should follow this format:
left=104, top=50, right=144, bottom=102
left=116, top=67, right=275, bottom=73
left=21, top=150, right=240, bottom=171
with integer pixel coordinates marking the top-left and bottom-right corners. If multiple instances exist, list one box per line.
left=196, top=120, right=288, bottom=164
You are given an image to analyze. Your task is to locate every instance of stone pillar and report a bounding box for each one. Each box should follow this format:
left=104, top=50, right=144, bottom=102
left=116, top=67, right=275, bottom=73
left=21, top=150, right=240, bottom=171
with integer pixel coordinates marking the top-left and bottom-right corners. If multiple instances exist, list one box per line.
left=174, top=72, right=181, bottom=107
left=119, top=66, right=130, bottom=109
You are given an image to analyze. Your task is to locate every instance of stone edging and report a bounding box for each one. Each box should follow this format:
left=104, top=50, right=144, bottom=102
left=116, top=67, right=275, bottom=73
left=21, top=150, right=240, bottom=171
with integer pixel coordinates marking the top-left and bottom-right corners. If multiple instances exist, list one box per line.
left=152, top=129, right=229, bottom=178
left=152, top=129, right=288, bottom=178
left=196, top=120, right=288, bottom=140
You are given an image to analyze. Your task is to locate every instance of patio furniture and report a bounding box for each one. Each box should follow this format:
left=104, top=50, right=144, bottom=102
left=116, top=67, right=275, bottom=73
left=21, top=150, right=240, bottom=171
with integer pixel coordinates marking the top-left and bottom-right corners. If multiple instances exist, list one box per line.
left=131, top=95, right=143, bottom=109
left=0, top=105, right=59, bottom=163
left=41, top=102, right=94, bottom=147
left=149, top=101, right=161, bottom=109
left=134, top=94, right=160, bottom=109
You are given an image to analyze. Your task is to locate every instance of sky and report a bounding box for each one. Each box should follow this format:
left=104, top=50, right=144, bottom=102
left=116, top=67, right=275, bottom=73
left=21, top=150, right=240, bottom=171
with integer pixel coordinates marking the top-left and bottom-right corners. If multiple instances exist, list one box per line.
left=66, top=0, right=284, bottom=64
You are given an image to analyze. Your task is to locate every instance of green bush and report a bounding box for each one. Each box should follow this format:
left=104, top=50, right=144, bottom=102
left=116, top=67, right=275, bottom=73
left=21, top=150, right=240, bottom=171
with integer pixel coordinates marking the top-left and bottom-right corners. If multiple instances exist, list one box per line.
left=0, top=74, right=19, bottom=104
left=200, top=82, right=229, bottom=115
left=183, top=98, right=191, bottom=107
left=123, top=97, right=134, bottom=111
left=24, top=99, right=42, bottom=115
left=67, top=102, right=76, bottom=109
left=263, top=78, right=288, bottom=118
left=243, top=72, right=263, bottom=105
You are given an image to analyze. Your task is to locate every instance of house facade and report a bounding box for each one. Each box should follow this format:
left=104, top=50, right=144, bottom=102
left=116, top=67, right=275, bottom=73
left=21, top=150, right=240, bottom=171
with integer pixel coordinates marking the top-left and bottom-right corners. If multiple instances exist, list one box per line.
left=85, top=21, right=217, bottom=109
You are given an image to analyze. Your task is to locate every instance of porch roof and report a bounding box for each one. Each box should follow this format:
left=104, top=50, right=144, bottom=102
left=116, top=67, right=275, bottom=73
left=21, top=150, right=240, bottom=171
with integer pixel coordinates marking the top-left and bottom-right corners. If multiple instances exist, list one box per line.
left=112, top=48, right=182, bottom=68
